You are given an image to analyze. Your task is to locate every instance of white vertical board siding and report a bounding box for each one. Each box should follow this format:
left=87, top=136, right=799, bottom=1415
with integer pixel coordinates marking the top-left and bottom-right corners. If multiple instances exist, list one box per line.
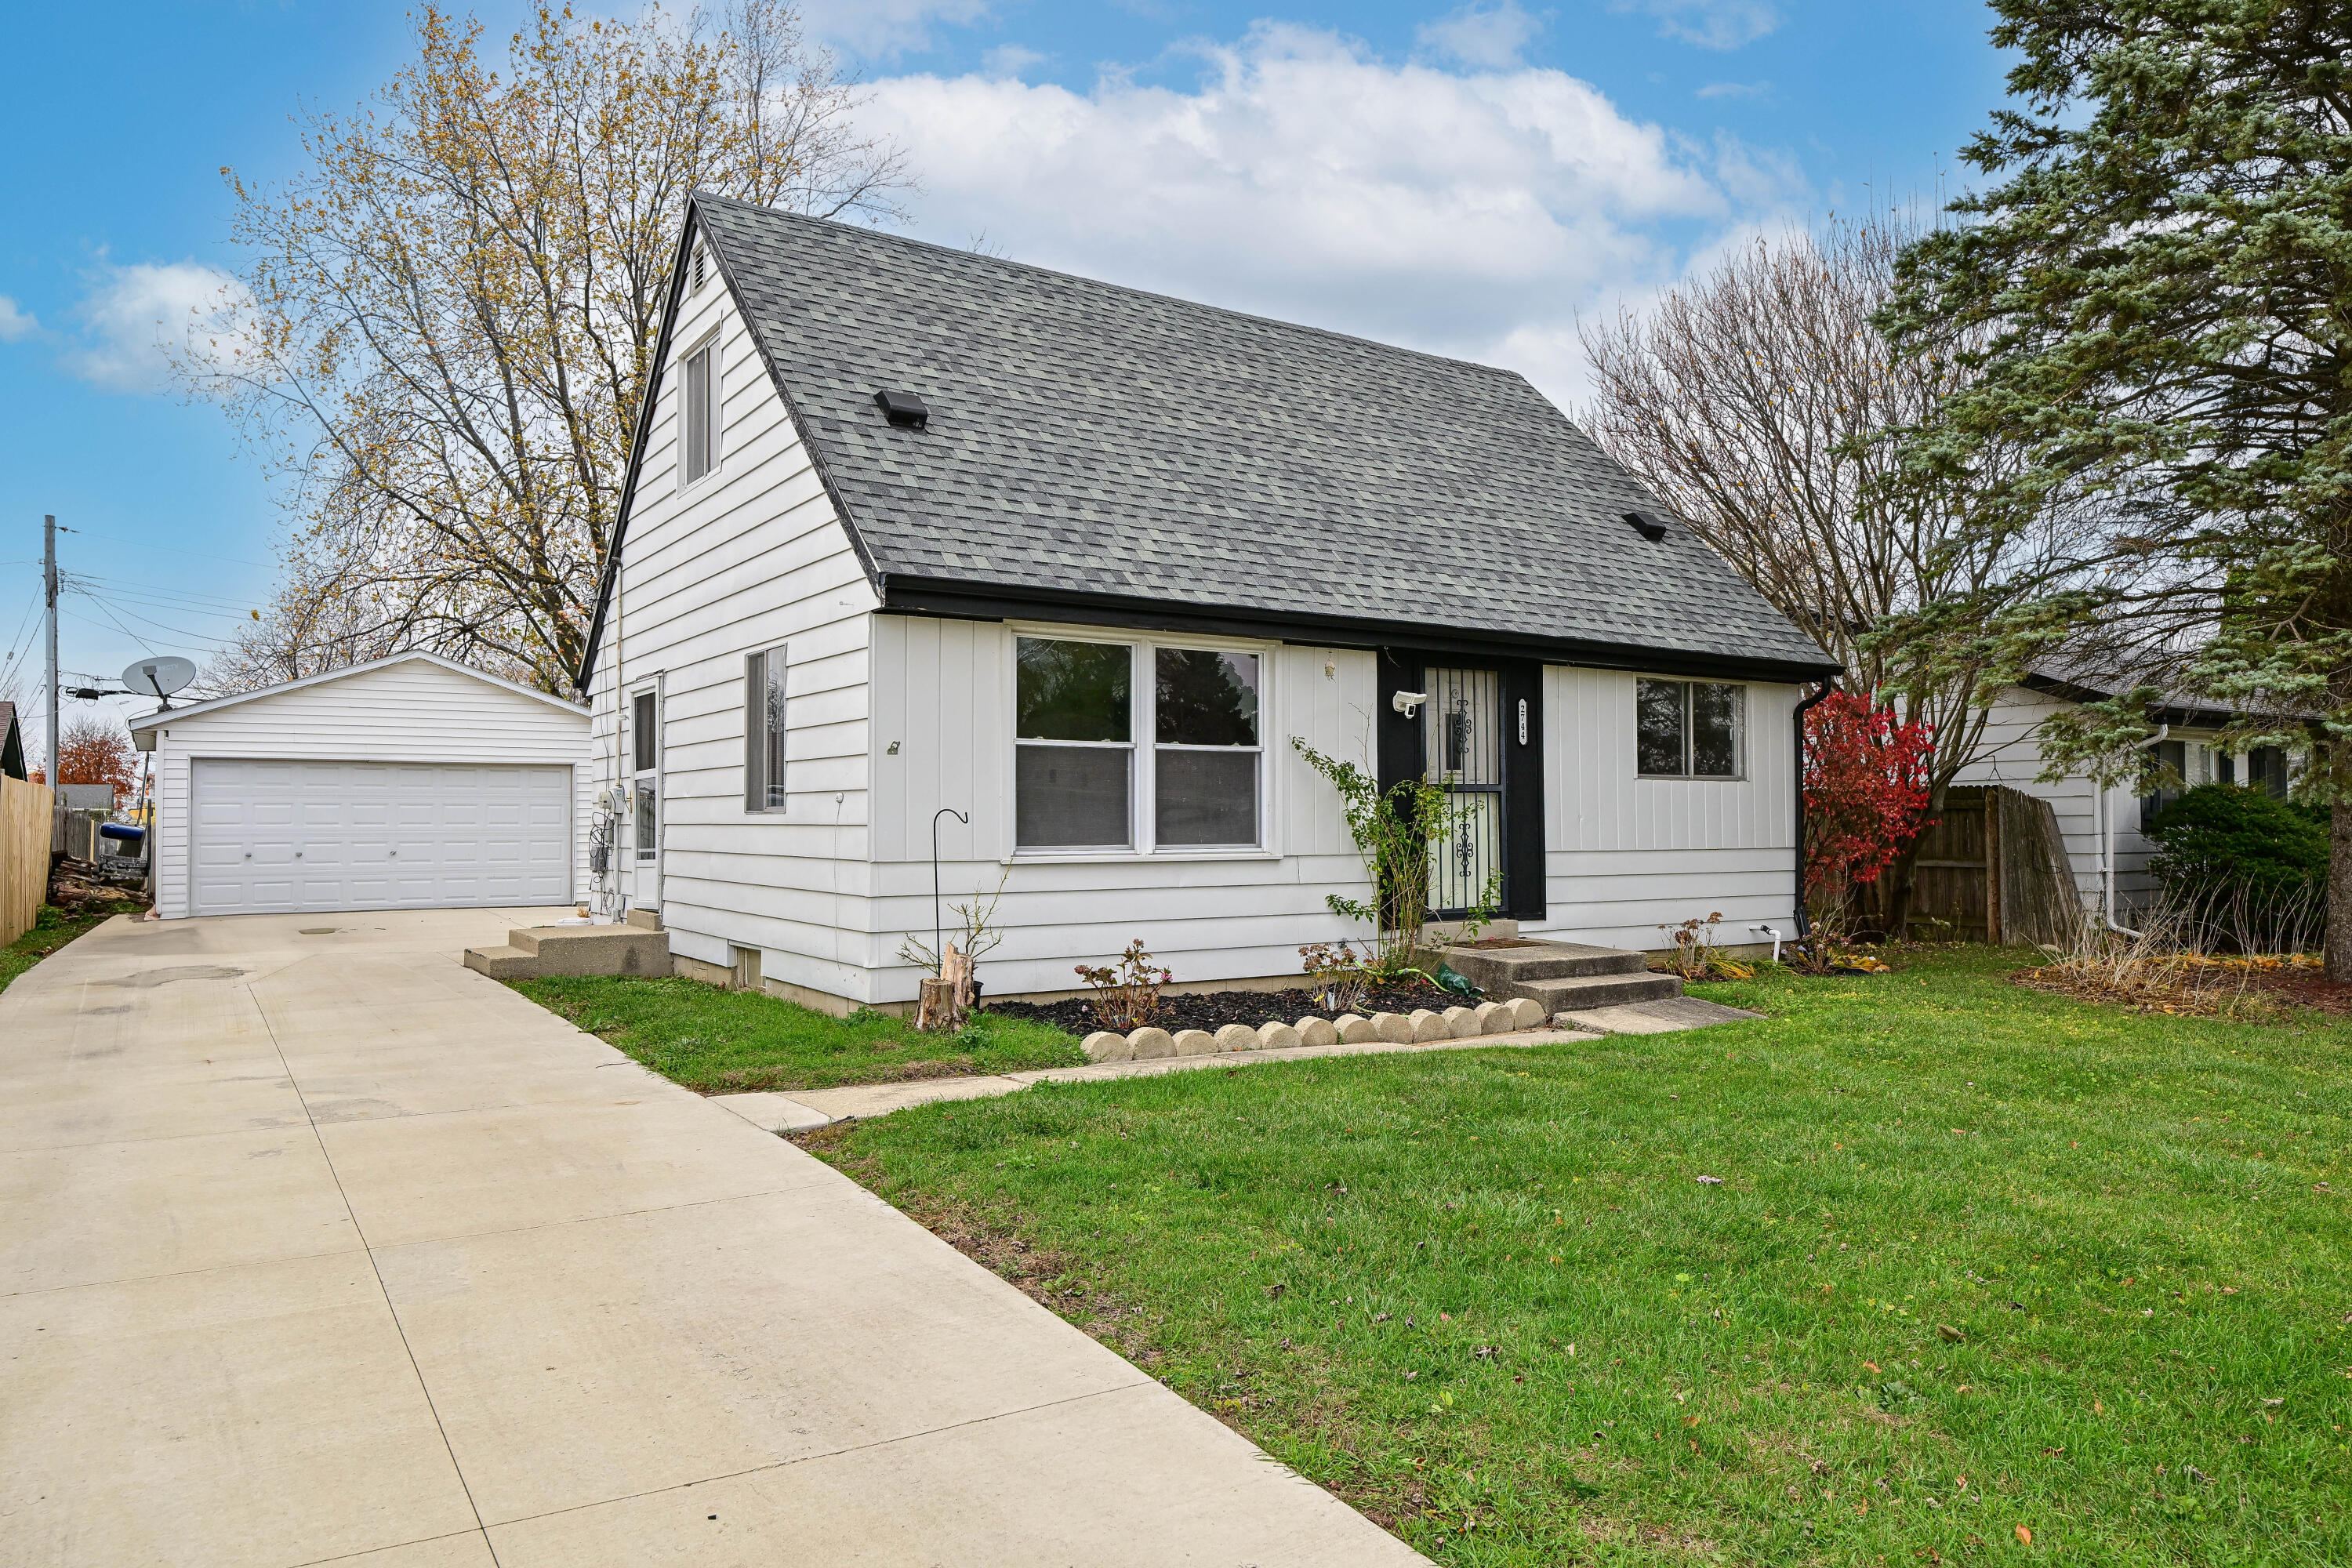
left=146, top=657, right=590, bottom=920
left=1531, top=666, right=1799, bottom=950
left=866, top=615, right=1377, bottom=1003
left=589, top=245, right=880, bottom=995
left=1950, top=685, right=2154, bottom=913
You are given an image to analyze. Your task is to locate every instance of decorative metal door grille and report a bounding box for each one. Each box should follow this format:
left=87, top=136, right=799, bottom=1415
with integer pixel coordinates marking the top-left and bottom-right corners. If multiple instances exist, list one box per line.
left=1422, top=667, right=1504, bottom=915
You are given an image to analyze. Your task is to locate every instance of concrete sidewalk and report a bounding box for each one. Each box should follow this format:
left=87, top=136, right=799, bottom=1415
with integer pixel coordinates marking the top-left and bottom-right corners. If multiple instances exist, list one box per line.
left=0, top=909, right=1427, bottom=1568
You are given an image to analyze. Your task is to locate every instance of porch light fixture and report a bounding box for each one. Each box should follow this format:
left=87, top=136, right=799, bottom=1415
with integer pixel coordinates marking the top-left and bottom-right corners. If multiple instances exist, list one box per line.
left=1624, top=510, right=1670, bottom=542
left=874, top=389, right=930, bottom=429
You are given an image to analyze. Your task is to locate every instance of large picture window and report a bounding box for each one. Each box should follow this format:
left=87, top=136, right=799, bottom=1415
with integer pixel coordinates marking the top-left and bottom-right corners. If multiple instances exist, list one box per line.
left=746, top=644, right=786, bottom=812
left=1636, top=678, right=1744, bottom=779
left=1014, top=636, right=1265, bottom=852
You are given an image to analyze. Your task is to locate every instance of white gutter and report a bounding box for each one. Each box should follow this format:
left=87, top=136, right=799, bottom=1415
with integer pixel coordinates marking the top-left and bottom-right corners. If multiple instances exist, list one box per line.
left=2099, top=724, right=2169, bottom=939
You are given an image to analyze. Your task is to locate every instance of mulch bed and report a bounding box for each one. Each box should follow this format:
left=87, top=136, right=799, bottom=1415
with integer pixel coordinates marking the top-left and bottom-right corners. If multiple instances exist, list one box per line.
left=2016, top=960, right=2352, bottom=1018
left=985, top=981, right=1465, bottom=1037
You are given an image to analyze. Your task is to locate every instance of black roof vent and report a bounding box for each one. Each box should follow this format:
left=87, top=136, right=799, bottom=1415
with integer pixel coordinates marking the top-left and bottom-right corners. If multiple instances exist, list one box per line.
left=874, top=389, right=929, bottom=429
left=1623, top=510, right=1670, bottom=542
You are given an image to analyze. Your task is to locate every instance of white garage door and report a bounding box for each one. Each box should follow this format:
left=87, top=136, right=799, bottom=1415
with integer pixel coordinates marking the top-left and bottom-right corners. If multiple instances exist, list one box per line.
left=191, top=759, right=572, bottom=916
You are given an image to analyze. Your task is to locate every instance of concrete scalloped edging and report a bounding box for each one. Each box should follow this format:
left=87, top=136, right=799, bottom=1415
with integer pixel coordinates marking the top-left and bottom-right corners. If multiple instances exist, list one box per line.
left=1080, top=994, right=1548, bottom=1064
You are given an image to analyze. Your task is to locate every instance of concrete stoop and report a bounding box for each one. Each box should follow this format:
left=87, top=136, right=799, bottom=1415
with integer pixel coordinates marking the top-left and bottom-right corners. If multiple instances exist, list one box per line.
left=1439, top=938, right=1685, bottom=1012
left=463, top=924, right=673, bottom=982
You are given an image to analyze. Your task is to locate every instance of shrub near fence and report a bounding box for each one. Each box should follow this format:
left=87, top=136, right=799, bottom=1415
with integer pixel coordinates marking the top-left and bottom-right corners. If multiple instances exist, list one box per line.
left=2146, top=782, right=2328, bottom=952
left=1, top=776, right=55, bottom=946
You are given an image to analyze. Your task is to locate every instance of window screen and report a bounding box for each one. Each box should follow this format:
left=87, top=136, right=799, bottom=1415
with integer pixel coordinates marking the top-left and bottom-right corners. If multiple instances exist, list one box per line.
left=1015, top=637, right=1131, bottom=848
left=1637, top=679, right=1743, bottom=779
left=746, top=646, right=786, bottom=811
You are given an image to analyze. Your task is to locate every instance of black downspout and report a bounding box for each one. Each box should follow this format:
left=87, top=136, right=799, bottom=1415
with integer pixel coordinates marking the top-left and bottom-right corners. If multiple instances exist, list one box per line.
left=1791, top=681, right=1837, bottom=954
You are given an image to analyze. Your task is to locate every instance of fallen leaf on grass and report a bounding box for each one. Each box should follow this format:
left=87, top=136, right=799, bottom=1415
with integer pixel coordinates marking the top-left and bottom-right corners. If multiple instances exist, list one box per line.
left=2016, top=1525, right=2033, bottom=1545
left=1863, top=1360, right=1882, bottom=1373
left=1937, top=1324, right=1965, bottom=1343
left=1696, top=1174, right=1725, bottom=1185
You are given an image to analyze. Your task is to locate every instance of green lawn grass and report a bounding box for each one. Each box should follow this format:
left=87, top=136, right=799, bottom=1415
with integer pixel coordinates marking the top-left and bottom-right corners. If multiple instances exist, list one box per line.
left=810, top=947, right=2352, bottom=1565
left=513, top=975, right=1085, bottom=1091
left=2, top=902, right=142, bottom=995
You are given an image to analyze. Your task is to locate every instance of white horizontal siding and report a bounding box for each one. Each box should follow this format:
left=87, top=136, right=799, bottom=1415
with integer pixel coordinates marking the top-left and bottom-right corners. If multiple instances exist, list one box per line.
left=861, top=617, right=1377, bottom=1002
left=147, top=658, right=590, bottom=919
left=1529, top=666, right=1799, bottom=948
left=589, top=241, right=880, bottom=991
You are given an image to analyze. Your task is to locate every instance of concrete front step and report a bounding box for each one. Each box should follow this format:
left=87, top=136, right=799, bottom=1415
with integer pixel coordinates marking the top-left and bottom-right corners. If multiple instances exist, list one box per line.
left=1441, top=941, right=1650, bottom=993
left=463, top=924, right=673, bottom=981
left=1519, top=970, right=1686, bottom=1011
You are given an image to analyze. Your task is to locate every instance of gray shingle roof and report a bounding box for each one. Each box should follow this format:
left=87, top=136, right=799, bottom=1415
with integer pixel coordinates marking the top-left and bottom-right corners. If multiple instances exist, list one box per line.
left=693, top=196, right=1834, bottom=676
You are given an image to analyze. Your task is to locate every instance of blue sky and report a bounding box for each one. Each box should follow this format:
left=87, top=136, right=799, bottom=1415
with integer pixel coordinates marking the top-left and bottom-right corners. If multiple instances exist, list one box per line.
left=0, top=0, right=2010, bottom=749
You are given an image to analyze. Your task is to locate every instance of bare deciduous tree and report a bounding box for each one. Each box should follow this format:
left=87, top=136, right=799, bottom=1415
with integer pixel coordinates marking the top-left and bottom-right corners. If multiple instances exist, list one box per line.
left=188, top=1, right=908, bottom=693
left=1579, top=209, right=2091, bottom=929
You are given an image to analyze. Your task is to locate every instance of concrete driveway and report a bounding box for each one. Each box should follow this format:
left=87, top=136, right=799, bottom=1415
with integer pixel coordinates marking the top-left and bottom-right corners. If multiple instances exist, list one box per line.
left=1, top=910, right=1425, bottom=1567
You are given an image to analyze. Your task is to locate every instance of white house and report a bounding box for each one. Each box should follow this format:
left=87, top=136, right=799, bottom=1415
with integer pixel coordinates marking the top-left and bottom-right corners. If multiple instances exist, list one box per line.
left=1952, top=668, right=2296, bottom=924
left=576, top=197, right=1842, bottom=1009
left=132, top=652, right=590, bottom=919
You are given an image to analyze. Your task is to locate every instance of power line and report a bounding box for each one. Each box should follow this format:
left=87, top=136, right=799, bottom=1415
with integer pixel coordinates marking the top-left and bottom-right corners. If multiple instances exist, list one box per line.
left=53, top=529, right=276, bottom=570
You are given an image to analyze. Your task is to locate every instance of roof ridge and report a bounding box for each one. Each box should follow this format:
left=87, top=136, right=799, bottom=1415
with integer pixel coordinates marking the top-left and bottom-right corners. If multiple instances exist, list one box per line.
left=688, top=192, right=1533, bottom=386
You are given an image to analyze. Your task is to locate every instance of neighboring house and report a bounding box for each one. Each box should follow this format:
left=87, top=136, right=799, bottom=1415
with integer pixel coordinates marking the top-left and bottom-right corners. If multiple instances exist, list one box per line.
left=1951, top=667, right=2297, bottom=924
left=576, top=196, right=1841, bottom=1009
left=0, top=700, right=24, bottom=780
left=132, top=652, right=590, bottom=919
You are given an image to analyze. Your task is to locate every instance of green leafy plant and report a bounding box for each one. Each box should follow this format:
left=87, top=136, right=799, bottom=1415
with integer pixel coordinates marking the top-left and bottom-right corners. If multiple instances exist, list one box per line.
left=2146, top=784, right=2328, bottom=953
left=1074, top=939, right=1173, bottom=1031
left=1290, top=737, right=1495, bottom=977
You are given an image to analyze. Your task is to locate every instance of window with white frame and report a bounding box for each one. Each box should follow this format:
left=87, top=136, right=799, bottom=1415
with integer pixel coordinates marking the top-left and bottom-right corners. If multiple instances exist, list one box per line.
left=745, top=644, right=786, bottom=812
left=678, top=338, right=719, bottom=487
left=1636, top=677, right=1744, bottom=779
left=1013, top=636, right=1262, bottom=851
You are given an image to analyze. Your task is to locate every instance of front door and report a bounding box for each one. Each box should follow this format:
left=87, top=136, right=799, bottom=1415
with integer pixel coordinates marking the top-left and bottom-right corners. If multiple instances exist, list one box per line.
left=1423, top=666, right=1504, bottom=916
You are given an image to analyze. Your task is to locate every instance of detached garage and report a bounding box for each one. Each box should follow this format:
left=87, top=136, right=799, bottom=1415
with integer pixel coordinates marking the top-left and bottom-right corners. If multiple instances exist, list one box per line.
left=132, top=652, right=590, bottom=920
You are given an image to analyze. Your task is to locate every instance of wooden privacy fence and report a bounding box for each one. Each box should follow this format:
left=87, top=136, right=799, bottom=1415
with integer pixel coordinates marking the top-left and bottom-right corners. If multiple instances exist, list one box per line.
left=2, top=776, right=54, bottom=946
left=1905, top=784, right=2082, bottom=948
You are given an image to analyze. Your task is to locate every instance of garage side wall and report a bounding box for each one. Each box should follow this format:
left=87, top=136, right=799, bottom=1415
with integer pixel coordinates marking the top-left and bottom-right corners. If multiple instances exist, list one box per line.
left=588, top=237, right=880, bottom=1000
left=149, top=660, right=592, bottom=919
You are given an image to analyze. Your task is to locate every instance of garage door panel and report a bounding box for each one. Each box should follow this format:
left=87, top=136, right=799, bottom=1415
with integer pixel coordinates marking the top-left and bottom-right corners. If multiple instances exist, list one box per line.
left=192, top=760, right=570, bottom=915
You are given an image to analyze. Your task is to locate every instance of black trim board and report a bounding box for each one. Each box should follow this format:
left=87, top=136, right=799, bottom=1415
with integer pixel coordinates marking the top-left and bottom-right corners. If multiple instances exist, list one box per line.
left=885, top=579, right=1842, bottom=687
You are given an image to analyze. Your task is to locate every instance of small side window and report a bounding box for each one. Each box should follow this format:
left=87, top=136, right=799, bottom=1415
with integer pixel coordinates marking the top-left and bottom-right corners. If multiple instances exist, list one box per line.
left=1637, top=678, right=1743, bottom=779
left=746, top=645, right=787, bottom=812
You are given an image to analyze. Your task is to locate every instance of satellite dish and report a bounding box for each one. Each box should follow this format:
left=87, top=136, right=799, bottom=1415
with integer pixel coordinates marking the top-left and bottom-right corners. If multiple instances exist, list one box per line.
left=122, top=656, right=198, bottom=702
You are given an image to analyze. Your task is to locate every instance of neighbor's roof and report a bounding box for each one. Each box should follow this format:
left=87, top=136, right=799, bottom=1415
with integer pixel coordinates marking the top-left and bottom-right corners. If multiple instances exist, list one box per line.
left=129, top=650, right=586, bottom=735
left=661, top=197, right=1834, bottom=679
left=0, top=699, right=24, bottom=780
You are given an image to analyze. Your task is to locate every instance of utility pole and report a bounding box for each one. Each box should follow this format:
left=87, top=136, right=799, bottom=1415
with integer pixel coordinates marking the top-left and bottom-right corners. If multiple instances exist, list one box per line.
left=44, top=515, right=60, bottom=856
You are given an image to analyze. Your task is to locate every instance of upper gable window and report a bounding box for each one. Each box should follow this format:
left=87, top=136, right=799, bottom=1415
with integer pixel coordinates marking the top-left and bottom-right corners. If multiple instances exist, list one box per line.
left=679, top=338, right=719, bottom=488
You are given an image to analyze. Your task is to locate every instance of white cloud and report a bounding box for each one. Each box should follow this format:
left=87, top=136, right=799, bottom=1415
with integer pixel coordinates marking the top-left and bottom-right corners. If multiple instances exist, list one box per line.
left=1614, top=0, right=1779, bottom=50
left=982, top=43, right=1046, bottom=78
left=67, top=261, right=252, bottom=394
left=1696, top=79, right=1770, bottom=99
left=797, top=0, right=989, bottom=60
left=860, top=24, right=1779, bottom=407
left=1416, top=1, right=1545, bottom=68
left=0, top=296, right=37, bottom=342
